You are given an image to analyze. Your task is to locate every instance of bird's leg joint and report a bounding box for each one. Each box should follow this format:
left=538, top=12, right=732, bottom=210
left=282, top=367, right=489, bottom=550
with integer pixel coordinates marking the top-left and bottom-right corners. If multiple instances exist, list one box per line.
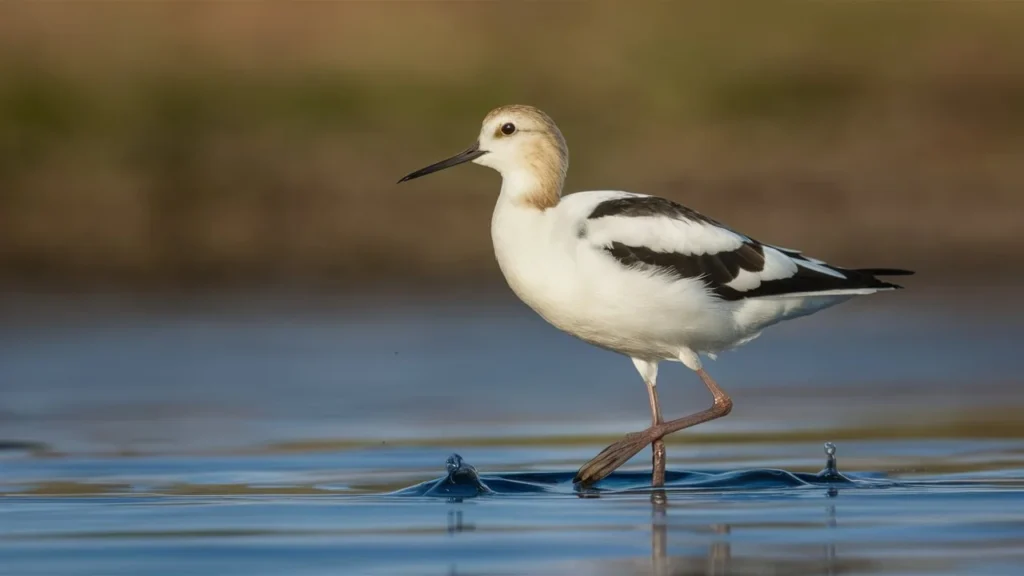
left=713, top=395, right=733, bottom=416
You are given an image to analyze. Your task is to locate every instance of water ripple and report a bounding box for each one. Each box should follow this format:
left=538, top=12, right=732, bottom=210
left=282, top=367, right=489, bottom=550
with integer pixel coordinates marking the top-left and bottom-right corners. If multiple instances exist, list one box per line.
left=393, top=445, right=903, bottom=498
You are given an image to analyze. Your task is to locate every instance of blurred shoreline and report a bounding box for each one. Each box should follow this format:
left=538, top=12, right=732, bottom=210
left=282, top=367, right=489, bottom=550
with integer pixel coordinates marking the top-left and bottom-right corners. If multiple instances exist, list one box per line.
left=1, top=2, right=1022, bottom=291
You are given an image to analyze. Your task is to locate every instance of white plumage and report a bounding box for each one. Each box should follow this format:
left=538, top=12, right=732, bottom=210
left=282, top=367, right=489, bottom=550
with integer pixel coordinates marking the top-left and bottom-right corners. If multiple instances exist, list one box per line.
left=400, top=104, right=912, bottom=485
left=492, top=188, right=900, bottom=366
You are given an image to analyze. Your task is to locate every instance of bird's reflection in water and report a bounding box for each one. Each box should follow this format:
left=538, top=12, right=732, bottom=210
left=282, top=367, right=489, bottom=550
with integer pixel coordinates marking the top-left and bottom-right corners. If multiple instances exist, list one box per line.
left=649, top=490, right=731, bottom=576
left=442, top=487, right=867, bottom=576
left=639, top=488, right=855, bottom=576
left=651, top=490, right=668, bottom=576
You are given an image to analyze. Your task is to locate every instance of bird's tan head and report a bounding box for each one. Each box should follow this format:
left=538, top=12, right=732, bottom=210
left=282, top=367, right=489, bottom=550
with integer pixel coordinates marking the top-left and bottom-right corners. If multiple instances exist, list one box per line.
left=399, top=105, right=569, bottom=209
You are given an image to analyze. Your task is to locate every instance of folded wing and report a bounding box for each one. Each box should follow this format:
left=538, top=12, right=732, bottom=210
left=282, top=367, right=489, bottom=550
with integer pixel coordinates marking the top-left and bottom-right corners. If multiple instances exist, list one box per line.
left=584, top=195, right=912, bottom=300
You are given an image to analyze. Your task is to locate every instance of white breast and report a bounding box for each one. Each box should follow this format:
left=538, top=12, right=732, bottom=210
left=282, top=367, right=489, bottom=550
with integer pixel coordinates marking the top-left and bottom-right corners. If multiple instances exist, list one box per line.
left=489, top=193, right=756, bottom=360
left=490, top=200, right=574, bottom=321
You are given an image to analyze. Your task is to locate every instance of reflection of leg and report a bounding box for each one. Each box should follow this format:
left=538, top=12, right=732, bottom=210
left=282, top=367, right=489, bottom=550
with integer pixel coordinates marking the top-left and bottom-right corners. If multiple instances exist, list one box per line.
left=651, top=491, right=668, bottom=576
left=574, top=366, right=733, bottom=487
left=708, top=524, right=731, bottom=575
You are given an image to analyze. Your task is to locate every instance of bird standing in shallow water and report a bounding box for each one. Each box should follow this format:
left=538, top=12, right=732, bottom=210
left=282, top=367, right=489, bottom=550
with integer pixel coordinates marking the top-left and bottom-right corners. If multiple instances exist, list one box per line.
left=399, top=105, right=912, bottom=488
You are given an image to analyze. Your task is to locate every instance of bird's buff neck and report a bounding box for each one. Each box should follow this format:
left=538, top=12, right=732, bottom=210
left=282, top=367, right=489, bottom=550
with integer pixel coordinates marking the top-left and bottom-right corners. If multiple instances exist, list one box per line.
left=499, top=166, right=563, bottom=211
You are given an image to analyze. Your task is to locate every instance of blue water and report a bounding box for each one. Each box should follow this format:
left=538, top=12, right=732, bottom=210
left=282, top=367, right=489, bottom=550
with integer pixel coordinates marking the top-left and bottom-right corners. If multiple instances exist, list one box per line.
left=2, top=289, right=1024, bottom=574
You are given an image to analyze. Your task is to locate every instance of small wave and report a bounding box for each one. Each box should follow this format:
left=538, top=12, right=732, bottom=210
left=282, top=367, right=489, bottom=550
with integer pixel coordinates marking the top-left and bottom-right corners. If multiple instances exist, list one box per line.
left=392, top=444, right=902, bottom=498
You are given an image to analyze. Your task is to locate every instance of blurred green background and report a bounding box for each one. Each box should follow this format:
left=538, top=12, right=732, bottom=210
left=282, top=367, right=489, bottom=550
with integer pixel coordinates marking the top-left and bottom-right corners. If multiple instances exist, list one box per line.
left=1, top=1, right=1022, bottom=291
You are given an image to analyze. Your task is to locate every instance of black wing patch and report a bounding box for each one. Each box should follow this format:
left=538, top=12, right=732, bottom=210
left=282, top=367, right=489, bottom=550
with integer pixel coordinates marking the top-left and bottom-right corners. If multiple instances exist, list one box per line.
left=588, top=196, right=720, bottom=226
left=604, top=241, right=907, bottom=301
left=591, top=195, right=912, bottom=299
left=605, top=241, right=764, bottom=300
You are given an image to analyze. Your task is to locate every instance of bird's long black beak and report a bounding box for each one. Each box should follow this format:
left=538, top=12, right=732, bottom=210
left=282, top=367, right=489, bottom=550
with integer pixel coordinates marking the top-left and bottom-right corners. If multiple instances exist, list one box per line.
left=398, top=142, right=486, bottom=183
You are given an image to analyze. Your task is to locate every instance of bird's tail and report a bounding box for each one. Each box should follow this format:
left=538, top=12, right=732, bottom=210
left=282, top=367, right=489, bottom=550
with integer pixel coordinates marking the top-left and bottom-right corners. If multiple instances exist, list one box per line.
left=850, top=267, right=914, bottom=291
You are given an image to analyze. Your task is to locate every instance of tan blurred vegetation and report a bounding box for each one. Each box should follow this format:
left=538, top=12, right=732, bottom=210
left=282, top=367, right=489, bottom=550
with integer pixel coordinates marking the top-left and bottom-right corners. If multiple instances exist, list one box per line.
left=1, top=2, right=1022, bottom=291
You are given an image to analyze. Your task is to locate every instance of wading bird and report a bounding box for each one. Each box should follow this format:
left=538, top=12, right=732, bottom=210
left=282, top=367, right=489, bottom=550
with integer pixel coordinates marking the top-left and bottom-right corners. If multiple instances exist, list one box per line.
left=399, top=105, right=911, bottom=487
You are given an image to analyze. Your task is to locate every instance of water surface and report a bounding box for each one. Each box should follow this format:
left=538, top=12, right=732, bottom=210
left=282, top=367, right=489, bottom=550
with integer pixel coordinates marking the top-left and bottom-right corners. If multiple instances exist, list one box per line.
left=2, top=288, right=1023, bottom=574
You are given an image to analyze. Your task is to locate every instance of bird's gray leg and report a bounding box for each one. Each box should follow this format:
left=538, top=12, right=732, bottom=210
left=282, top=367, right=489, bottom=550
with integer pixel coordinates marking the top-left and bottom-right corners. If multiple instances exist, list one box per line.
left=636, top=359, right=667, bottom=488
left=574, top=367, right=732, bottom=487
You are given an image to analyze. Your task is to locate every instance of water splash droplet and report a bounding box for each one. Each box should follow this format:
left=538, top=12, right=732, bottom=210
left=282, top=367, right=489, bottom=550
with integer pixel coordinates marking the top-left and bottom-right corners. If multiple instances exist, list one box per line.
left=415, top=453, right=492, bottom=500
left=446, top=453, right=464, bottom=474
left=817, top=441, right=849, bottom=485
left=824, top=442, right=837, bottom=474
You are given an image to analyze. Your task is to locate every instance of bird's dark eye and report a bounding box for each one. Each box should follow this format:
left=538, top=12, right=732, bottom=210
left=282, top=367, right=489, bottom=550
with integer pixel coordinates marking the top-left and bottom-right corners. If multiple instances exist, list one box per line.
left=500, top=122, right=516, bottom=135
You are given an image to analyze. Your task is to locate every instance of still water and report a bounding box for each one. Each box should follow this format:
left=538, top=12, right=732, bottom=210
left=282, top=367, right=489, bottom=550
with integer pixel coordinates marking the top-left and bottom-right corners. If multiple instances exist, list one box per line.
left=1, top=288, right=1023, bottom=575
